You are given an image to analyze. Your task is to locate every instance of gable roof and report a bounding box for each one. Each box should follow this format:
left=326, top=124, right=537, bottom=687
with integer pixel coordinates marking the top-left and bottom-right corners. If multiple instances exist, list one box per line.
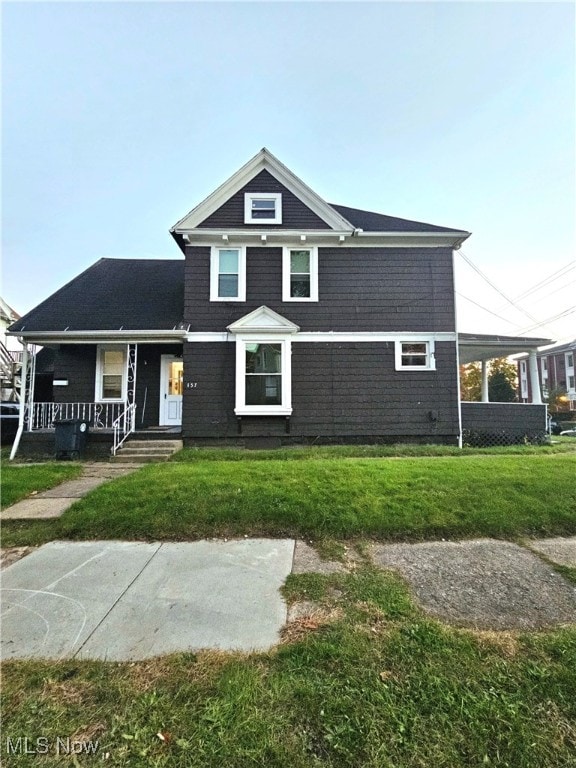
left=10, top=259, right=184, bottom=334
left=170, top=149, right=470, bottom=246
left=171, top=148, right=353, bottom=232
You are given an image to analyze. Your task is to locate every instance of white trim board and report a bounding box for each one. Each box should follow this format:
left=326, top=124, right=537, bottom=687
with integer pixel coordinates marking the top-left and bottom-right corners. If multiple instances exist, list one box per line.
left=186, top=331, right=457, bottom=343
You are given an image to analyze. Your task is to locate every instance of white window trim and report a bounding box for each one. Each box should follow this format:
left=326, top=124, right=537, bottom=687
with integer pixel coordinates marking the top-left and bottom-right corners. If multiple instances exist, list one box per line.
left=282, top=246, right=319, bottom=302
left=394, top=340, right=436, bottom=371
left=95, top=344, right=128, bottom=402
left=210, top=246, right=246, bottom=302
left=566, top=353, right=575, bottom=393
left=520, top=360, right=529, bottom=399
left=244, top=193, right=282, bottom=224
left=234, top=334, right=292, bottom=416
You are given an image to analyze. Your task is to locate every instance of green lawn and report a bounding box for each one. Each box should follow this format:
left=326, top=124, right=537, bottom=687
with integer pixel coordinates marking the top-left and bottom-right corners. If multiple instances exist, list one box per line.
left=1, top=462, right=82, bottom=510
left=2, top=452, right=574, bottom=547
left=2, top=565, right=575, bottom=767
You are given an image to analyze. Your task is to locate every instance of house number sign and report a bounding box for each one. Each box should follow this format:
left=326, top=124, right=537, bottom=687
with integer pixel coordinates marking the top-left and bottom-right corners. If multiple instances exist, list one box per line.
left=185, top=382, right=198, bottom=389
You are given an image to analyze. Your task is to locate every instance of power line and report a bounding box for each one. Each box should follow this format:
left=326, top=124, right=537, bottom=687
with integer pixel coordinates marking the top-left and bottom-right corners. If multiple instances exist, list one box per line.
left=456, top=292, right=521, bottom=327
left=515, top=306, right=576, bottom=335
left=457, top=249, right=542, bottom=326
left=495, top=260, right=575, bottom=309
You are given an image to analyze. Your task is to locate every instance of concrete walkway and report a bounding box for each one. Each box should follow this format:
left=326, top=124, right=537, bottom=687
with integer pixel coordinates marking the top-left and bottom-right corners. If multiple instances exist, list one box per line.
left=0, top=463, right=142, bottom=520
left=1, top=536, right=575, bottom=661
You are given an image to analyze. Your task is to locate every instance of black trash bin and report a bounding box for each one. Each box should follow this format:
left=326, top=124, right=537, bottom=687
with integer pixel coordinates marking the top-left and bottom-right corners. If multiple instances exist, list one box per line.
left=54, top=419, right=89, bottom=460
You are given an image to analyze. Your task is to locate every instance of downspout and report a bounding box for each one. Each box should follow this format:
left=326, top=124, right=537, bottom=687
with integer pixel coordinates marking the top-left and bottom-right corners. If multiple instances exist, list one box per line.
left=453, top=248, right=463, bottom=448
left=9, top=342, right=28, bottom=461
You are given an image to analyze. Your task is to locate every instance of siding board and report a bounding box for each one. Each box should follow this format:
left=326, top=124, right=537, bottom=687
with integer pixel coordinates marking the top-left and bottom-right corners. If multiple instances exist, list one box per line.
left=185, top=245, right=456, bottom=333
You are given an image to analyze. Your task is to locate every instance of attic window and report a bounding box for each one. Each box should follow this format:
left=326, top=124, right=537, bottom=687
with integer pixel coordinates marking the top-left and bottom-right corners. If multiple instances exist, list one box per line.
left=244, top=193, right=282, bottom=224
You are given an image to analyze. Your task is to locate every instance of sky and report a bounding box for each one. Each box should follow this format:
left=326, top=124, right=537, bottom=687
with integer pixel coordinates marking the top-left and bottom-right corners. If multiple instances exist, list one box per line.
left=2, top=1, right=575, bottom=343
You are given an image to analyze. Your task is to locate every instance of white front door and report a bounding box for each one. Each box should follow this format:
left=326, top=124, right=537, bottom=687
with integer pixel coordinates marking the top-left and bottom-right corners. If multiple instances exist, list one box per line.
left=160, top=355, right=183, bottom=426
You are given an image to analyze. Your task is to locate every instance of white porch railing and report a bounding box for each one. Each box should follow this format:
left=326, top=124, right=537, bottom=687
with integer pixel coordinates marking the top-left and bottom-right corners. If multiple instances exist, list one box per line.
left=30, top=402, right=125, bottom=430
left=112, top=402, right=137, bottom=456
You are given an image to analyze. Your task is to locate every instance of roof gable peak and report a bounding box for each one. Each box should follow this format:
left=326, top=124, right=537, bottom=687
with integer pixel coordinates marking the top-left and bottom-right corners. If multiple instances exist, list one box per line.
left=170, top=149, right=353, bottom=233
left=227, top=305, right=300, bottom=334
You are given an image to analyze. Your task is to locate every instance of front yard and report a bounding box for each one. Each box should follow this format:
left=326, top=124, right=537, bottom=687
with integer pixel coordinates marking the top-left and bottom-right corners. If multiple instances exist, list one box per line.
left=2, top=446, right=575, bottom=766
left=1, top=450, right=574, bottom=547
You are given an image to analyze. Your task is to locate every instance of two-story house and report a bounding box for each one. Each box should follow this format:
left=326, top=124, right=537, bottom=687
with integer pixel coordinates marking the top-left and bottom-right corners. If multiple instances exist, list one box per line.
left=8, top=149, right=550, bottom=456
left=518, top=340, right=576, bottom=411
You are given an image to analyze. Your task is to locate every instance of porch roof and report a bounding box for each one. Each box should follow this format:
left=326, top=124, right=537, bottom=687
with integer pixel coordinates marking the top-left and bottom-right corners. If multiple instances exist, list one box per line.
left=458, top=332, right=553, bottom=364
left=10, top=259, right=185, bottom=336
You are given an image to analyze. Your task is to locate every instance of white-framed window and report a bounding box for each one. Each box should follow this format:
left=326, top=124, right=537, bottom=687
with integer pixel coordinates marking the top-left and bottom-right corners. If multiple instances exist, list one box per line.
left=282, top=247, right=319, bottom=302
left=520, top=360, right=528, bottom=400
left=95, top=345, right=127, bottom=401
left=541, top=357, right=549, bottom=397
left=566, top=352, right=575, bottom=392
left=210, top=246, right=246, bottom=301
left=244, top=193, right=282, bottom=224
left=395, top=341, right=435, bottom=371
left=234, top=336, right=292, bottom=416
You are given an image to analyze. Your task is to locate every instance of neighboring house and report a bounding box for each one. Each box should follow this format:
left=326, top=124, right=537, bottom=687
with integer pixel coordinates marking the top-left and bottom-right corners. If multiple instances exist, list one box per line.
left=517, top=340, right=576, bottom=411
left=8, top=149, right=551, bottom=455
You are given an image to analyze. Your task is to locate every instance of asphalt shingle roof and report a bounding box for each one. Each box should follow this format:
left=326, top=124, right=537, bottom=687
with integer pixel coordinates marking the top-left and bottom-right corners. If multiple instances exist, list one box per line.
left=329, top=204, right=466, bottom=233
left=10, top=259, right=184, bottom=332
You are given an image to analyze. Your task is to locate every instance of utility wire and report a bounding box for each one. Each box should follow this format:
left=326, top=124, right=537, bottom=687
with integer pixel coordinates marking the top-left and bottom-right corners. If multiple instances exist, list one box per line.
left=515, top=306, right=576, bottom=335
left=458, top=249, right=543, bottom=326
left=456, top=292, right=521, bottom=327
left=494, top=260, right=575, bottom=310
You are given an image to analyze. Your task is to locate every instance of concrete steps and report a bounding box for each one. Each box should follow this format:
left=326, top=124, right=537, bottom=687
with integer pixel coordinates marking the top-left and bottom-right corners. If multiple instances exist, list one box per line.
left=112, top=439, right=183, bottom=463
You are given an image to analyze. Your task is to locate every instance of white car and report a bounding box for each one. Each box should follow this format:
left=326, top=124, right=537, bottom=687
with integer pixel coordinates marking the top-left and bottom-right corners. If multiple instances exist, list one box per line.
left=559, top=427, right=576, bottom=437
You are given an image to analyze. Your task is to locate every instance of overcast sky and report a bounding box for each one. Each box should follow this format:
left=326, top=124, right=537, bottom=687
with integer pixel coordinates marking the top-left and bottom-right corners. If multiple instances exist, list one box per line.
left=3, top=1, right=575, bottom=342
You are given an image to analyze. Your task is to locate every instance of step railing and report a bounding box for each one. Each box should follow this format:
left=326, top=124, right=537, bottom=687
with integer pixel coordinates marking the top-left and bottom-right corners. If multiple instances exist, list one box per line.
left=112, top=402, right=137, bottom=456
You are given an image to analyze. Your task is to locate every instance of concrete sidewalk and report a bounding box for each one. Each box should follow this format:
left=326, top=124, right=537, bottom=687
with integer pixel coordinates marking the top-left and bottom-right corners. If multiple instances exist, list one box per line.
left=1, top=537, right=574, bottom=662
left=1, top=539, right=295, bottom=661
left=0, top=463, right=142, bottom=520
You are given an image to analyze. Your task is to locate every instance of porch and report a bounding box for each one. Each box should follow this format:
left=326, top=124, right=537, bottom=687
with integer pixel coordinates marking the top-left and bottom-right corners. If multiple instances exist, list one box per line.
left=458, top=332, right=551, bottom=446
left=11, top=340, right=185, bottom=459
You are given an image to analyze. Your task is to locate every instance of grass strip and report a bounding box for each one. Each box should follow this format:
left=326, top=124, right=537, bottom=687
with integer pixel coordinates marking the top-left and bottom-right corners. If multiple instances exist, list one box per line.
left=2, top=567, right=575, bottom=767
left=2, top=454, right=574, bottom=547
left=1, top=463, right=82, bottom=510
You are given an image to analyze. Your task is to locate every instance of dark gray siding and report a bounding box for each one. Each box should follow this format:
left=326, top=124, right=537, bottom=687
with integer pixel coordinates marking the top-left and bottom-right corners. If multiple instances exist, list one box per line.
left=183, top=341, right=459, bottom=442
left=461, top=403, right=546, bottom=434
left=52, top=344, right=183, bottom=428
left=53, top=345, right=97, bottom=403
left=197, top=170, right=332, bottom=230
left=184, top=246, right=456, bottom=333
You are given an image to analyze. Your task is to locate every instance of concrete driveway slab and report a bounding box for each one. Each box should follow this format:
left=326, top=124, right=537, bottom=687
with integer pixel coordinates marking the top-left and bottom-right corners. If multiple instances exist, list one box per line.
left=370, top=539, right=576, bottom=629
left=1, top=539, right=295, bottom=661
left=527, top=537, right=576, bottom=567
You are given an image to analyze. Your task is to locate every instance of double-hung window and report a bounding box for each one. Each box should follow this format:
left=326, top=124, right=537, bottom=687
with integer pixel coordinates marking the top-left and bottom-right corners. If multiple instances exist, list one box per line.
left=244, top=193, right=282, bottom=224
left=210, top=247, right=246, bottom=301
left=566, top=352, right=575, bottom=392
left=234, top=337, right=292, bottom=415
left=96, top=345, right=127, bottom=401
left=282, top=247, right=318, bottom=302
left=395, top=341, right=435, bottom=371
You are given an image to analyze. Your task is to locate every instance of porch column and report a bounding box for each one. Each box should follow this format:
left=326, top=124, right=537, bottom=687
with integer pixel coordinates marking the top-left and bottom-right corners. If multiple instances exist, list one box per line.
left=528, top=350, right=542, bottom=404
left=481, top=360, right=489, bottom=402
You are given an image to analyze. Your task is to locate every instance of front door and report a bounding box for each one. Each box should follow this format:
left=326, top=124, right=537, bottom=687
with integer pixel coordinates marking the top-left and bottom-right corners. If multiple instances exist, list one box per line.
left=160, top=356, right=183, bottom=426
